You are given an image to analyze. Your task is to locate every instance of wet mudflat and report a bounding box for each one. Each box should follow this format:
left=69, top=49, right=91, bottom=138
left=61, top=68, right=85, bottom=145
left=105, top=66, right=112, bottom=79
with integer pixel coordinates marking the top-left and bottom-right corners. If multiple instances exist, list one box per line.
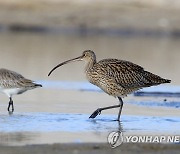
left=0, top=112, right=179, bottom=146
left=0, top=2, right=180, bottom=152
left=0, top=81, right=179, bottom=146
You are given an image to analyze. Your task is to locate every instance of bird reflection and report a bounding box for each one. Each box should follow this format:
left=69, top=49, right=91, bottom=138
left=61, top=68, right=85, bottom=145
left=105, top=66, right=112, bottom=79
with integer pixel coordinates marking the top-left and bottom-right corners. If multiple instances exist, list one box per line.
left=89, top=118, right=123, bottom=134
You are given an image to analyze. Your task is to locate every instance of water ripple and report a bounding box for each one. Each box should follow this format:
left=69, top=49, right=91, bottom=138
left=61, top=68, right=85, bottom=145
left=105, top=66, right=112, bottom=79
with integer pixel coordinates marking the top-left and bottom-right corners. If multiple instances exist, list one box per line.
left=0, top=113, right=179, bottom=134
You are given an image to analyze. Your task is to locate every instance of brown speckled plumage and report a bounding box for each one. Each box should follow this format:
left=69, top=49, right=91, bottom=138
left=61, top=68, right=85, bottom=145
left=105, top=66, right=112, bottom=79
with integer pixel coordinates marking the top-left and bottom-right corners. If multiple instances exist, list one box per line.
left=0, top=68, right=42, bottom=112
left=48, top=50, right=171, bottom=121
left=0, top=68, right=41, bottom=89
left=86, top=58, right=170, bottom=97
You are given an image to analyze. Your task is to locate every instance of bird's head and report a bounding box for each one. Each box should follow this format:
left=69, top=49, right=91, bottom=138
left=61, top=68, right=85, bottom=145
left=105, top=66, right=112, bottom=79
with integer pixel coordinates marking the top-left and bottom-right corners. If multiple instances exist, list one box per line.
left=81, top=50, right=96, bottom=61
left=48, top=50, right=96, bottom=76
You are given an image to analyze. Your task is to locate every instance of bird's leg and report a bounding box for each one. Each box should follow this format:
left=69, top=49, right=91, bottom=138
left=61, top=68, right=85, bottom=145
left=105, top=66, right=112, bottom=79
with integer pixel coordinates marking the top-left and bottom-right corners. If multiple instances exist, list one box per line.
left=7, top=97, right=14, bottom=112
left=117, top=97, right=124, bottom=121
left=89, top=104, right=120, bottom=119
left=89, top=97, right=124, bottom=120
left=7, top=98, right=11, bottom=111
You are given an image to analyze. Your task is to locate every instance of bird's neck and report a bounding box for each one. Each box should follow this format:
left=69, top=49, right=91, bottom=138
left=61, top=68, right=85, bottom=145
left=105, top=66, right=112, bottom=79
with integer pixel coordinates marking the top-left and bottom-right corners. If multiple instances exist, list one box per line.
left=85, top=57, right=96, bottom=72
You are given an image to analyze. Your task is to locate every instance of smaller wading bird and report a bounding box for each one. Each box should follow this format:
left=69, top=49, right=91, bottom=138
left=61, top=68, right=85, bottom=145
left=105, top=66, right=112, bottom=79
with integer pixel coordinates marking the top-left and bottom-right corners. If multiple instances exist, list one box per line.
left=0, top=68, right=42, bottom=112
left=48, top=50, right=171, bottom=121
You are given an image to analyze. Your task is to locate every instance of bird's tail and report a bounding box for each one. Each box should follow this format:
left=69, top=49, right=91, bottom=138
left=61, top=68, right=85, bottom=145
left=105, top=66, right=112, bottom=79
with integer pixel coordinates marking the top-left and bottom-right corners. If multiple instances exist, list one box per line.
left=143, top=71, right=171, bottom=86
left=26, top=80, right=42, bottom=88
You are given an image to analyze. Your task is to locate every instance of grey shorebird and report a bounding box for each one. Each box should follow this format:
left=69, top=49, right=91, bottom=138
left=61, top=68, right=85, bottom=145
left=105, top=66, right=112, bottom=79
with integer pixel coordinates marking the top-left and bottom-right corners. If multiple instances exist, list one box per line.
left=0, top=68, right=42, bottom=112
left=48, top=50, right=171, bottom=121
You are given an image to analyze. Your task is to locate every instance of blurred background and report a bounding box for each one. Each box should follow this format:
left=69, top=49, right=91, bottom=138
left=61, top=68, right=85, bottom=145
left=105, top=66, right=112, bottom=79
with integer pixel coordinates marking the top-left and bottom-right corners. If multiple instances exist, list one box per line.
left=0, top=0, right=179, bottom=84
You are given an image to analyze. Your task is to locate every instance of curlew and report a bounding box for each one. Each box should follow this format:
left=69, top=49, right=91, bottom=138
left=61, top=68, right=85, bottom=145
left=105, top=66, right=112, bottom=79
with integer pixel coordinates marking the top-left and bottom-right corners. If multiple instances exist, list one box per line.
left=0, top=68, right=42, bottom=112
left=48, top=50, right=171, bottom=121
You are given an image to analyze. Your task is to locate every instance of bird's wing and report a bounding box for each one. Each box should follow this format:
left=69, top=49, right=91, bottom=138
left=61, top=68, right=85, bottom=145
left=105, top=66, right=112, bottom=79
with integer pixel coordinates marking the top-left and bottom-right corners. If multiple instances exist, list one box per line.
left=0, top=68, right=35, bottom=89
left=97, top=59, right=151, bottom=88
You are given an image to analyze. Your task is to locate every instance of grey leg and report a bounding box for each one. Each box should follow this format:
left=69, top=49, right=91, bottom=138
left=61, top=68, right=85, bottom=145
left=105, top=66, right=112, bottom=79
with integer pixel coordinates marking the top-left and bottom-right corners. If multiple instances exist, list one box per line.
left=89, top=97, right=124, bottom=120
left=89, top=104, right=120, bottom=119
left=7, top=97, right=14, bottom=112
left=117, top=97, right=124, bottom=121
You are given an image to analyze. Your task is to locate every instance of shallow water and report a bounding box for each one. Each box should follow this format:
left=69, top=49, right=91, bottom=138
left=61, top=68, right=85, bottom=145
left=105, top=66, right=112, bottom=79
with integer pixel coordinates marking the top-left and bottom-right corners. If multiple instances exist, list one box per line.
left=0, top=112, right=179, bottom=145
left=0, top=112, right=179, bottom=133
left=129, top=100, right=180, bottom=108
left=41, top=80, right=180, bottom=108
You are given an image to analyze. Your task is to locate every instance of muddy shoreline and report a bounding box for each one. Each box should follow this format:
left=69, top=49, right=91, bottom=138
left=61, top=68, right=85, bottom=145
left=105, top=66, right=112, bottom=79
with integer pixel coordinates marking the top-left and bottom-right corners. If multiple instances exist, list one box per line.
left=0, top=143, right=179, bottom=154
left=0, top=1, right=180, bottom=33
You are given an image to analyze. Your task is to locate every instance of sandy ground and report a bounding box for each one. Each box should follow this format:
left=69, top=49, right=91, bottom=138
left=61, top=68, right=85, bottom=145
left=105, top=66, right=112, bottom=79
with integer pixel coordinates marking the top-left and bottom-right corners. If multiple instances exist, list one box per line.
left=0, top=143, right=179, bottom=154
left=0, top=89, right=179, bottom=116
left=0, top=0, right=180, bottom=31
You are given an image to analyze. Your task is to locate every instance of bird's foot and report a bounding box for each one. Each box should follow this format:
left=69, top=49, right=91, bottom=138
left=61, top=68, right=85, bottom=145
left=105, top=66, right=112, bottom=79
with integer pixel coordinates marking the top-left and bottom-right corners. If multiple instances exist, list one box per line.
left=113, top=119, right=120, bottom=122
left=7, top=104, right=14, bottom=112
left=8, top=111, right=13, bottom=115
left=7, top=108, right=14, bottom=113
left=11, top=108, right=14, bottom=112
left=89, top=108, right=102, bottom=119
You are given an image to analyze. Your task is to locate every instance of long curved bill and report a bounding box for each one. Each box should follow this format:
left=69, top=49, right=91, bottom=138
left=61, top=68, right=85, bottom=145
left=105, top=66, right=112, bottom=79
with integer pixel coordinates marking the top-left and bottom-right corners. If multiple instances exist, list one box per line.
left=48, top=56, right=82, bottom=76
